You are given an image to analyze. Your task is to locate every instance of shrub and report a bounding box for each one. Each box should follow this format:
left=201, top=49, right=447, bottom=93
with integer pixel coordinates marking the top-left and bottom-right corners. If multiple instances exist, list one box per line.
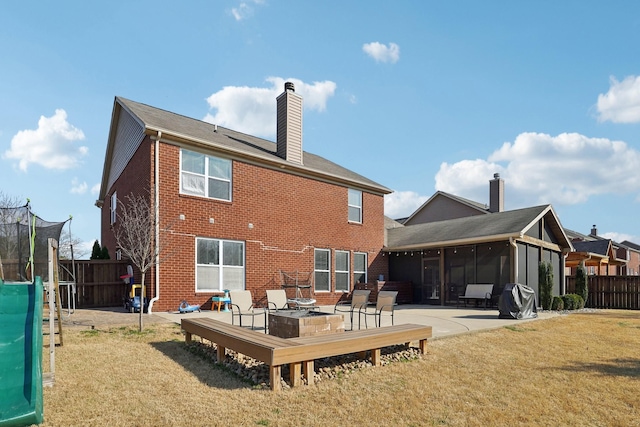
left=575, top=263, right=588, bottom=305
left=539, top=261, right=554, bottom=310
left=551, top=296, right=564, bottom=311
left=561, top=294, right=584, bottom=310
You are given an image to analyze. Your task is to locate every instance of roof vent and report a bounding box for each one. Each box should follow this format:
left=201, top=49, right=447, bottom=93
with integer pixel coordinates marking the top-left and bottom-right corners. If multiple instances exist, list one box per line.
left=284, top=81, right=295, bottom=92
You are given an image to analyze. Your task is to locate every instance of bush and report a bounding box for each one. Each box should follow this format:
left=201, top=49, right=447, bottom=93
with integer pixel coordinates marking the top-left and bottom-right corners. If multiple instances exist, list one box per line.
left=575, top=263, right=588, bottom=304
left=551, top=296, right=564, bottom=311
left=561, top=294, right=584, bottom=310
left=539, top=261, right=554, bottom=310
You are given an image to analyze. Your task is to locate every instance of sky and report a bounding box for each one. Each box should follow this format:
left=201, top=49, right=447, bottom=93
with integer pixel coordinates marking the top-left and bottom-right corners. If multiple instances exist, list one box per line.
left=1, top=1, right=640, bottom=257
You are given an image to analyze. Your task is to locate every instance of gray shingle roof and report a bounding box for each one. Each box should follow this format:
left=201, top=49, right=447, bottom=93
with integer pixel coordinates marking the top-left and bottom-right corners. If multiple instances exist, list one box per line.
left=621, top=240, right=640, bottom=251
left=571, top=239, right=611, bottom=256
left=117, top=97, right=391, bottom=195
left=386, top=205, right=571, bottom=250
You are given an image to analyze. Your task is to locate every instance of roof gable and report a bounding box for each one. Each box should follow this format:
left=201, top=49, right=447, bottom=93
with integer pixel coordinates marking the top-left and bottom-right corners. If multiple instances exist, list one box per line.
left=403, top=191, right=489, bottom=225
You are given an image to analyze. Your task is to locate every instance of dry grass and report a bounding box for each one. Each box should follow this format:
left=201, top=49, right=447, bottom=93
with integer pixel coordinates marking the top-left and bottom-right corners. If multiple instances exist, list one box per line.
left=40, top=310, right=640, bottom=426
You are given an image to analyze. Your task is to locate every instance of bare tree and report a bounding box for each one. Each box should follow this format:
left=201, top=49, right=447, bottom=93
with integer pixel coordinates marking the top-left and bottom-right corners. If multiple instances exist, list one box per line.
left=58, top=228, right=89, bottom=260
left=111, top=190, right=159, bottom=331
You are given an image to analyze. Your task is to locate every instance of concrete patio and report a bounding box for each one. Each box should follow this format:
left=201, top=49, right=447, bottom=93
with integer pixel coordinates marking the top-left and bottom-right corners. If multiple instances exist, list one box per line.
left=153, top=304, right=560, bottom=339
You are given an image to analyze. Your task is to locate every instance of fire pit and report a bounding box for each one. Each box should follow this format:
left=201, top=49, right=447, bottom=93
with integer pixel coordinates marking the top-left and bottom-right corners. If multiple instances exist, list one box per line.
left=268, top=310, right=345, bottom=338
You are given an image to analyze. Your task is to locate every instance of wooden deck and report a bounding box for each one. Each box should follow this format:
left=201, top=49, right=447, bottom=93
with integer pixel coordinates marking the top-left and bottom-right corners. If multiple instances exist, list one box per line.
left=181, top=317, right=432, bottom=391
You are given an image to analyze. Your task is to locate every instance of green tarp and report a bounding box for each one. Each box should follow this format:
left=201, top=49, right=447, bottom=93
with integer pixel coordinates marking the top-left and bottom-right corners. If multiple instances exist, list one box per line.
left=0, top=277, right=44, bottom=426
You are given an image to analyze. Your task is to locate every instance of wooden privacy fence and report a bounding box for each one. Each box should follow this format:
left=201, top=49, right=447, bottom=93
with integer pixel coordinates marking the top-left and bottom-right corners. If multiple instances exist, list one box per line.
left=566, top=275, right=640, bottom=310
left=58, top=260, right=129, bottom=308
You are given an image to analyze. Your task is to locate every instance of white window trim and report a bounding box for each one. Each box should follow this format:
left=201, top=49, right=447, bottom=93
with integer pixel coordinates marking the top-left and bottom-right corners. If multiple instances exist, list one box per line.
left=348, top=188, right=362, bottom=223
left=110, top=192, right=117, bottom=225
left=180, top=149, right=232, bottom=202
left=335, top=250, right=350, bottom=292
left=195, top=237, right=245, bottom=292
left=314, top=248, right=331, bottom=293
left=354, top=252, right=367, bottom=284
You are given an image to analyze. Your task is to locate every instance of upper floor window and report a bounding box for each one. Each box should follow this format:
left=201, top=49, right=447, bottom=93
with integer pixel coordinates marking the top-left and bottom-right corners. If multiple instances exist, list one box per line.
left=348, top=189, right=362, bottom=223
left=110, top=192, right=117, bottom=224
left=181, top=149, right=232, bottom=201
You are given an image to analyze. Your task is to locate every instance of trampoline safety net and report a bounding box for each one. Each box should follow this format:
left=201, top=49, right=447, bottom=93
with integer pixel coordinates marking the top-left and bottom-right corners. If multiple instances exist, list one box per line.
left=0, top=204, right=66, bottom=282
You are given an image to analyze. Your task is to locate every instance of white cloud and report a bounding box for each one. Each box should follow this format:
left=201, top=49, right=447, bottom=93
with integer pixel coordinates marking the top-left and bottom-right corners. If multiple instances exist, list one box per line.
left=600, top=232, right=636, bottom=244
left=362, top=42, right=400, bottom=64
left=384, top=190, right=429, bottom=219
left=435, top=132, right=640, bottom=208
left=204, top=77, right=337, bottom=138
left=230, top=0, right=265, bottom=21
left=90, top=183, right=101, bottom=195
left=596, top=75, right=640, bottom=123
left=4, top=109, right=87, bottom=172
left=70, top=178, right=88, bottom=195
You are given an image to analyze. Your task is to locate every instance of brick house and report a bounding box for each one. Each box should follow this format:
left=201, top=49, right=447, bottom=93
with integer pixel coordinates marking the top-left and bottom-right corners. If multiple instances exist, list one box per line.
left=96, top=83, right=391, bottom=312
left=565, top=226, right=640, bottom=276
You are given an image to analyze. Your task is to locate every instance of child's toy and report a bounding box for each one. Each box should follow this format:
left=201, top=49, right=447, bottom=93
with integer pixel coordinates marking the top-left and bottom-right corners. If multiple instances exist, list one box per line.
left=178, top=300, right=201, bottom=313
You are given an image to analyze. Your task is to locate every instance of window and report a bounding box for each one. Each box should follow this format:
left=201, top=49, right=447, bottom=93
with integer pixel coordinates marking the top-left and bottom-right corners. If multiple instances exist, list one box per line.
left=110, top=192, right=117, bottom=224
left=348, top=189, right=362, bottom=223
left=314, top=248, right=330, bottom=292
left=196, top=237, right=244, bottom=292
left=181, top=149, right=232, bottom=201
left=335, top=251, right=350, bottom=292
left=354, top=252, right=367, bottom=284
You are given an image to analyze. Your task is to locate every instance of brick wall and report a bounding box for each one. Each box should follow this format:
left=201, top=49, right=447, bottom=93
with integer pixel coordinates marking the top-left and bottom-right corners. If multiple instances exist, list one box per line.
left=102, top=138, right=388, bottom=312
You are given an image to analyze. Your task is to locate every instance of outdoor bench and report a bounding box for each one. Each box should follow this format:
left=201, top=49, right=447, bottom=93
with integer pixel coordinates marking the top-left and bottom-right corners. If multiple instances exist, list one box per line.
left=181, top=317, right=432, bottom=391
left=457, top=284, right=494, bottom=309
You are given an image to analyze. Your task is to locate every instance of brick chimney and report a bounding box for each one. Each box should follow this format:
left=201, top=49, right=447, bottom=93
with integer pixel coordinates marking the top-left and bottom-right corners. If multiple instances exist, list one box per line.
left=276, top=82, right=303, bottom=164
left=489, top=173, right=504, bottom=213
left=590, top=224, right=598, bottom=236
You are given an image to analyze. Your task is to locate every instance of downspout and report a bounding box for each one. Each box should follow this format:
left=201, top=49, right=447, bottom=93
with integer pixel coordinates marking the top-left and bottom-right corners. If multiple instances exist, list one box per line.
left=148, top=131, right=161, bottom=314
left=509, top=237, right=518, bottom=284
left=561, top=251, right=569, bottom=295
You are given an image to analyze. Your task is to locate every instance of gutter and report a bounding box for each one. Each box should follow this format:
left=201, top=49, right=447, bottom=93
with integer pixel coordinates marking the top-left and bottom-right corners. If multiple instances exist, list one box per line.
left=385, top=232, right=520, bottom=252
left=148, top=131, right=161, bottom=314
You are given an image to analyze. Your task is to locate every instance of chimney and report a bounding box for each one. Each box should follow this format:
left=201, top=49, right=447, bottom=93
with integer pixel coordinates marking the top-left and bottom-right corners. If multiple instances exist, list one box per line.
left=276, top=82, right=303, bottom=164
left=590, top=224, right=597, bottom=236
left=489, top=173, right=504, bottom=213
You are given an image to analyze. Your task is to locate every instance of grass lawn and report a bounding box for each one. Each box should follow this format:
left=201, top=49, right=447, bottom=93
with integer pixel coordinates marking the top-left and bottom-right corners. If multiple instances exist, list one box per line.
left=40, top=310, right=640, bottom=426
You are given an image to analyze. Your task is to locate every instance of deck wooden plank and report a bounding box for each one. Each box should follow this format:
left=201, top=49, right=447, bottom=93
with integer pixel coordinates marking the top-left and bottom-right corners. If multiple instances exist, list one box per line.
left=181, top=318, right=432, bottom=391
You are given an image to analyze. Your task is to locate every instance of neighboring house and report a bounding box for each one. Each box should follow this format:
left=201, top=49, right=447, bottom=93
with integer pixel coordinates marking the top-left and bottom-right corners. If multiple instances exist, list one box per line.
left=620, top=240, right=640, bottom=275
left=96, top=83, right=391, bottom=312
left=385, top=174, right=573, bottom=306
left=565, top=226, right=639, bottom=276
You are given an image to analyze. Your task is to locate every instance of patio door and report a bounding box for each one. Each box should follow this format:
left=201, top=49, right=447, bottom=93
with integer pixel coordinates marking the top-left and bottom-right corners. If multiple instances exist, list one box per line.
left=420, top=257, right=440, bottom=304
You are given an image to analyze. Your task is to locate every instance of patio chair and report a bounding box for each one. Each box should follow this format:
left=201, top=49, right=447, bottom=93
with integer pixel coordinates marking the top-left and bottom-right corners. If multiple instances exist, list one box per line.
left=229, top=290, right=266, bottom=333
left=360, top=290, right=398, bottom=328
left=266, top=289, right=291, bottom=312
left=334, top=289, right=370, bottom=330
